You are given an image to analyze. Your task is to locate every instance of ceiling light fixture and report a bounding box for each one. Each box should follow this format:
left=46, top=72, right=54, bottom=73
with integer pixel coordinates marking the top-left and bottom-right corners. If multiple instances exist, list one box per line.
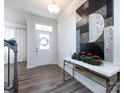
left=48, top=0, right=60, bottom=14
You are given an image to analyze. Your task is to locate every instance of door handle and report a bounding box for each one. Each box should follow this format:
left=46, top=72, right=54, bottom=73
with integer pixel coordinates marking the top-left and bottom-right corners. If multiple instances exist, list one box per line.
left=36, top=48, right=38, bottom=52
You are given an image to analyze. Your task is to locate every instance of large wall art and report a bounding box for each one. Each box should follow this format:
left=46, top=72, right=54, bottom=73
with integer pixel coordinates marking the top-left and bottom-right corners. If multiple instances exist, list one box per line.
left=76, top=0, right=114, bottom=62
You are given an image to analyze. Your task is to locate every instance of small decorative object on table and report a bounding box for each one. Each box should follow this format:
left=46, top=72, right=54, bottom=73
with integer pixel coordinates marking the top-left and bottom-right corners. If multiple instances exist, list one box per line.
left=71, top=51, right=102, bottom=66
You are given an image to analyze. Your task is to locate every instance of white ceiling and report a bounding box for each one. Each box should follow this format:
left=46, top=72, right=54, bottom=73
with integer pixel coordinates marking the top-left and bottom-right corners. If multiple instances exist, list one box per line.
left=5, top=0, right=73, bottom=20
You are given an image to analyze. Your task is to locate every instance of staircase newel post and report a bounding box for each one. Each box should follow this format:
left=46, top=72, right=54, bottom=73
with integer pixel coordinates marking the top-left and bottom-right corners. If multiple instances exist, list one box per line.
left=13, top=44, right=18, bottom=93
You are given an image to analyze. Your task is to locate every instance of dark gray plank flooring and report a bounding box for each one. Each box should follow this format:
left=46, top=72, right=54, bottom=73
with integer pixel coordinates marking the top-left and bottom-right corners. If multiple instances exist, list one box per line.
left=4, top=63, right=93, bottom=93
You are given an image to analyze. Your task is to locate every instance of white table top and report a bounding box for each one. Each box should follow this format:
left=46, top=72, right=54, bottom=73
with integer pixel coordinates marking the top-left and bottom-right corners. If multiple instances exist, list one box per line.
left=64, top=57, right=120, bottom=78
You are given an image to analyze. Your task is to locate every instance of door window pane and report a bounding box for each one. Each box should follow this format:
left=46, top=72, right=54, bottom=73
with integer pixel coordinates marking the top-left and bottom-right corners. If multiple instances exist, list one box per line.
left=39, top=34, right=49, bottom=49
left=35, top=24, right=52, bottom=32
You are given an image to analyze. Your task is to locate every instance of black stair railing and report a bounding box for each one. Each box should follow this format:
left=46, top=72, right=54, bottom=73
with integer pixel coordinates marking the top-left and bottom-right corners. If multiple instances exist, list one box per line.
left=4, top=40, right=18, bottom=93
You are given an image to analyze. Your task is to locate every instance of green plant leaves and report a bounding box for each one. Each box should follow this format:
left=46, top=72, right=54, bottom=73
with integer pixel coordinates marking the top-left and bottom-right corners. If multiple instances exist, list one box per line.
left=71, top=52, right=102, bottom=66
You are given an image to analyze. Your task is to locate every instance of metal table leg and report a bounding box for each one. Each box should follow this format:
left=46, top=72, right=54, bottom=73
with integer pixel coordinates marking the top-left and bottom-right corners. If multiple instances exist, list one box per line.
left=63, top=61, right=75, bottom=82
left=72, top=64, right=74, bottom=77
left=106, top=79, right=110, bottom=93
left=63, top=60, right=65, bottom=82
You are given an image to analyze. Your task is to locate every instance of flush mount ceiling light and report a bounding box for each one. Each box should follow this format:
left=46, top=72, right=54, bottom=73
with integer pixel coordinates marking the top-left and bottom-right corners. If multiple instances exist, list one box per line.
left=48, top=0, right=60, bottom=14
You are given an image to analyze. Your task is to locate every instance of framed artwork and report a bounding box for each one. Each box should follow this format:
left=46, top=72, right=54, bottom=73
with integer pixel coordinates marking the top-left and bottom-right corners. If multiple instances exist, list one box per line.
left=76, top=0, right=114, bottom=62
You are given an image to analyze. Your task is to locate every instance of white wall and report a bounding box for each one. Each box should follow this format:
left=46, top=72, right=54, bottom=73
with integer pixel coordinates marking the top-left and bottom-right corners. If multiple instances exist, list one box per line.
left=114, top=0, right=120, bottom=66
left=57, top=0, right=120, bottom=68
left=4, top=4, right=26, bottom=25
left=57, top=0, right=86, bottom=67
left=26, top=14, right=57, bottom=68
left=57, top=0, right=120, bottom=92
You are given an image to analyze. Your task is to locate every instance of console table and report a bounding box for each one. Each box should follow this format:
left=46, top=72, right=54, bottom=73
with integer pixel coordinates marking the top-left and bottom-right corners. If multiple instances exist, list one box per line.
left=63, top=57, right=120, bottom=93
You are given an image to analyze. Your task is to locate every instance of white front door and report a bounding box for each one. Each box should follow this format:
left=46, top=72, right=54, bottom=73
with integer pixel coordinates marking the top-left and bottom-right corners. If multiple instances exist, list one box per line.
left=36, top=30, right=51, bottom=66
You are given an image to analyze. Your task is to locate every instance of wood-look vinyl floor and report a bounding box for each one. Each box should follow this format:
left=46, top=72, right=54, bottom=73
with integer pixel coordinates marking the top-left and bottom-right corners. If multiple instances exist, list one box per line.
left=4, top=62, right=93, bottom=93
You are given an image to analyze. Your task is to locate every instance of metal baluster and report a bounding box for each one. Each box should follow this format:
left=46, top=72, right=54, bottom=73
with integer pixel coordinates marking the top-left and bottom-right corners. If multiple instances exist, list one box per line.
left=8, top=47, right=10, bottom=86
